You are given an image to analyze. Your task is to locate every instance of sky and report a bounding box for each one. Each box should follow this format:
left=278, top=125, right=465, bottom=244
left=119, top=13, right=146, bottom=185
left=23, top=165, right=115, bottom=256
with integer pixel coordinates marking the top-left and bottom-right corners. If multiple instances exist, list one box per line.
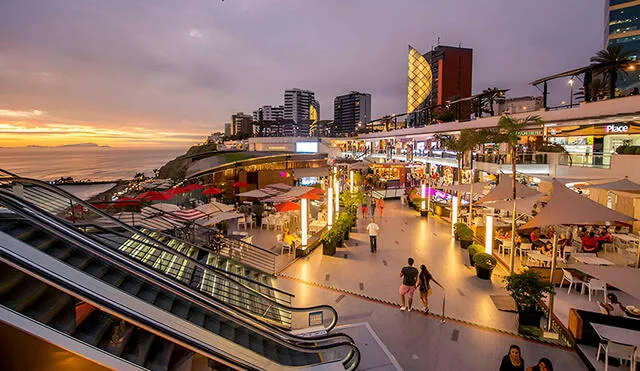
left=0, top=0, right=606, bottom=148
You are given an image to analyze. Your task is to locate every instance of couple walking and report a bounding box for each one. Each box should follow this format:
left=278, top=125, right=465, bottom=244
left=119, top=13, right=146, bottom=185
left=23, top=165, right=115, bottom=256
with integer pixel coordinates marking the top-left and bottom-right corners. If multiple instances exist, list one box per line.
left=399, top=257, right=442, bottom=313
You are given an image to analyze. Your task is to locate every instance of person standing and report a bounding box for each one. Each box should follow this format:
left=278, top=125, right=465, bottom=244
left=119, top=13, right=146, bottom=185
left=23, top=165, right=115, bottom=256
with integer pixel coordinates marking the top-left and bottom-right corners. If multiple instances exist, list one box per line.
left=499, top=345, right=524, bottom=371
left=366, top=218, right=380, bottom=253
left=361, top=200, right=368, bottom=218
left=370, top=198, right=377, bottom=217
left=378, top=198, right=385, bottom=218
left=399, top=258, right=419, bottom=311
left=416, top=265, right=442, bottom=313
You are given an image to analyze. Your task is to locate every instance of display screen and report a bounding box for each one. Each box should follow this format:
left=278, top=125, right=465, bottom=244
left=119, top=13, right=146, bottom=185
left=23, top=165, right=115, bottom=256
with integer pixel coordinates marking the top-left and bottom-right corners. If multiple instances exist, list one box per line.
left=295, top=142, right=318, bottom=153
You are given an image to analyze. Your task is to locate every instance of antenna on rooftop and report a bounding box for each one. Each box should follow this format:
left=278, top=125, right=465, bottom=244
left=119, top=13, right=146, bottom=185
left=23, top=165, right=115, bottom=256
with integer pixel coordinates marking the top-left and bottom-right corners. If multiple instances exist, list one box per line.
left=437, top=37, right=441, bottom=46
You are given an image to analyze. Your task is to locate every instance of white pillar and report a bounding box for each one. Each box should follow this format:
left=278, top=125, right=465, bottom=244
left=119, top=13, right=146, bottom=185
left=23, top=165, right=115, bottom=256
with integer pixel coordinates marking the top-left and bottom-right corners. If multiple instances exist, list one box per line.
left=301, top=198, right=308, bottom=248
left=485, top=215, right=494, bottom=254
left=451, top=196, right=459, bottom=237
left=349, top=170, right=354, bottom=193
left=421, top=183, right=426, bottom=210
left=427, top=182, right=431, bottom=214
left=334, top=176, right=340, bottom=214
left=327, top=186, right=333, bottom=228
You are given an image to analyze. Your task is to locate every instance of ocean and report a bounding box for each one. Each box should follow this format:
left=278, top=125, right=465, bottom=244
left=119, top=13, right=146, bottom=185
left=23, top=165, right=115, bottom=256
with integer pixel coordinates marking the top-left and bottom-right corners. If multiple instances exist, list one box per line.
left=0, top=146, right=186, bottom=181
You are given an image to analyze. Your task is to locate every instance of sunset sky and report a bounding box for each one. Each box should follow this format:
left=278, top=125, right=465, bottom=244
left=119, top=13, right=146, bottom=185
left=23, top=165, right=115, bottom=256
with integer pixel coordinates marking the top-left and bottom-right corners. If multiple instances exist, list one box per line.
left=1, top=0, right=605, bottom=147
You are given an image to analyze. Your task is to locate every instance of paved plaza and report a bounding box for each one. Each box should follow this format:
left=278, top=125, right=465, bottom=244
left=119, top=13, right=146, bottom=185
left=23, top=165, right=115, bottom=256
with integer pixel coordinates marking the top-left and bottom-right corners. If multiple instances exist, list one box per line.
left=267, top=200, right=587, bottom=370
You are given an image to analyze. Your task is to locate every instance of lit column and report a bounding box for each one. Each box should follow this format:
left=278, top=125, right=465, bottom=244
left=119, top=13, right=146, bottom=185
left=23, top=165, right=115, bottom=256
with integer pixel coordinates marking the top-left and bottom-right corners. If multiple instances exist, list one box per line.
left=485, top=215, right=494, bottom=254
left=301, top=198, right=308, bottom=248
left=327, top=186, right=333, bottom=228
left=420, top=183, right=426, bottom=210
left=349, top=170, right=354, bottom=193
left=427, top=182, right=431, bottom=215
left=334, top=176, right=340, bottom=214
left=451, top=196, right=459, bottom=237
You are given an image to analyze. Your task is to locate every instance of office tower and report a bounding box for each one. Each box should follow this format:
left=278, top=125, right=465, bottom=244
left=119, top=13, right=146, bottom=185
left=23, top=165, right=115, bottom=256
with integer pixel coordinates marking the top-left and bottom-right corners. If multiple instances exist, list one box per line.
left=284, top=89, right=315, bottom=124
left=333, top=91, right=372, bottom=135
left=605, top=0, right=640, bottom=90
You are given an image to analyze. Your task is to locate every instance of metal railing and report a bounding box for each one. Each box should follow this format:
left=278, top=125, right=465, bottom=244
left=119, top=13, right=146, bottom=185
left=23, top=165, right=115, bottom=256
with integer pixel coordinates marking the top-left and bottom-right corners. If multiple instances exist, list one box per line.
left=558, top=153, right=612, bottom=168
left=474, top=153, right=550, bottom=165
left=0, top=189, right=360, bottom=370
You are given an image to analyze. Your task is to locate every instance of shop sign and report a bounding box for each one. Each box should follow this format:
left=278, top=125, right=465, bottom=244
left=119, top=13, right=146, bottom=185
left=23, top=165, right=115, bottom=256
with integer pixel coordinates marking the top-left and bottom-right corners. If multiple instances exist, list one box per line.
left=516, top=130, right=543, bottom=136
left=605, top=124, right=629, bottom=133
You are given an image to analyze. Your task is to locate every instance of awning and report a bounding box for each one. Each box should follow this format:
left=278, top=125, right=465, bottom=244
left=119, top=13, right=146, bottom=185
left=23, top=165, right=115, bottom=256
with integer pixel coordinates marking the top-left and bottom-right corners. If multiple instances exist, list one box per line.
left=268, top=183, right=292, bottom=191
left=236, top=189, right=273, bottom=198
left=478, top=194, right=543, bottom=216
left=195, top=201, right=234, bottom=215
left=477, top=175, right=541, bottom=203
left=171, top=209, right=207, bottom=221
left=263, top=186, right=315, bottom=203
left=569, top=264, right=640, bottom=300
left=196, top=211, right=244, bottom=225
left=576, top=178, right=640, bottom=193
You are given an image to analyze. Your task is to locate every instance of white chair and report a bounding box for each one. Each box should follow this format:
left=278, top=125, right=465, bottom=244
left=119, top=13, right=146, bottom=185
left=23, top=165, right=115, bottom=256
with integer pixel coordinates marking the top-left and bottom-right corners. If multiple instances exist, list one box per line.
left=499, top=240, right=513, bottom=256
left=585, top=279, right=607, bottom=302
left=597, top=341, right=636, bottom=371
left=246, top=215, right=255, bottom=230
left=276, top=234, right=292, bottom=255
left=559, top=268, right=585, bottom=294
left=518, top=243, right=533, bottom=263
left=237, top=216, right=247, bottom=230
left=602, top=242, right=616, bottom=253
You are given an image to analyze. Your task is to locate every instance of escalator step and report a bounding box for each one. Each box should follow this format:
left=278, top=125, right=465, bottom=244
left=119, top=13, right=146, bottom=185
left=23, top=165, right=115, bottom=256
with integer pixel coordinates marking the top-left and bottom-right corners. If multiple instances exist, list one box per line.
left=102, top=269, right=127, bottom=287
left=63, top=251, right=91, bottom=270
left=83, top=260, right=109, bottom=278
left=145, top=338, right=176, bottom=371
left=203, top=315, right=221, bottom=334
left=137, top=285, right=160, bottom=304
left=248, top=333, right=265, bottom=355
left=154, top=292, right=174, bottom=312
left=49, top=302, right=78, bottom=334
left=0, top=266, right=25, bottom=297
left=17, top=227, right=42, bottom=241
left=122, top=329, right=155, bottom=366
left=118, top=277, right=144, bottom=296
left=233, top=327, right=250, bottom=348
left=0, top=276, right=47, bottom=312
left=43, top=242, right=73, bottom=261
left=75, top=311, right=114, bottom=346
left=99, top=321, right=134, bottom=357
left=170, top=299, right=190, bottom=319
left=219, top=321, right=234, bottom=341
left=23, top=287, right=72, bottom=324
left=187, top=308, right=206, bottom=327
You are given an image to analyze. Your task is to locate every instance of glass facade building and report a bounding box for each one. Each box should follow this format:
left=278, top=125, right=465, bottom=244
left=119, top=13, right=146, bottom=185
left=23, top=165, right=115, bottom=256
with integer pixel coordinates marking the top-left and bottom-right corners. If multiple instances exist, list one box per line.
left=606, top=0, right=640, bottom=90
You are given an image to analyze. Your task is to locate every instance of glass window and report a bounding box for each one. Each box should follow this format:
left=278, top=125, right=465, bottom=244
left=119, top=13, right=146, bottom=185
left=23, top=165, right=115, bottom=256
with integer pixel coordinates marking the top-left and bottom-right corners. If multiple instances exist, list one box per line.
left=609, top=5, right=640, bottom=35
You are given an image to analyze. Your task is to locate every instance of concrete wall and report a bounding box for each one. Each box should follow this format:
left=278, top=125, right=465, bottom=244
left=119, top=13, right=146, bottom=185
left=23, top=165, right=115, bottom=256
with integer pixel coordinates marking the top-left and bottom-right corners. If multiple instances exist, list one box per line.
left=248, top=137, right=329, bottom=153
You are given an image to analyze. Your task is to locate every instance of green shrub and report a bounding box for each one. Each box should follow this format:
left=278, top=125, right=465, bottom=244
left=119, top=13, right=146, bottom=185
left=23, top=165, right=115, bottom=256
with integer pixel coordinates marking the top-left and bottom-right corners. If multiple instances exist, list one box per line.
left=616, top=146, right=628, bottom=154
left=457, top=226, right=474, bottom=241
left=473, top=253, right=497, bottom=270
left=504, top=270, right=555, bottom=312
left=468, top=244, right=484, bottom=257
left=635, top=147, right=640, bottom=155
left=322, top=229, right=342, bottom=246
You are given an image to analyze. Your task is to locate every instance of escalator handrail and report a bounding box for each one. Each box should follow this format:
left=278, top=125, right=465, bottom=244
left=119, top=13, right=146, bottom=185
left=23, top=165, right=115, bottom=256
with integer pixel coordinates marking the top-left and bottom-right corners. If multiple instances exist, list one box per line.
left=1, top=176, right=275, bottom=274
left=0, top=190, right=360, bottom=370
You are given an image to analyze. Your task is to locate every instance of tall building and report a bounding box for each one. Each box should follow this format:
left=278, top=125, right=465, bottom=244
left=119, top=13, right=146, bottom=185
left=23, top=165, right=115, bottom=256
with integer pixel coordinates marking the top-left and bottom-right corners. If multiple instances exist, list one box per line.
left=230, top=112, right=254, bottom=136
left=252, top=105, right=284, bottom=122
left=605, top=0, right=640, bottom=90
left=333, top=91, right=372, bottom=135
left=407, top=45, right=473, bottom=126
left=284, top=89, right=315, bottom=124
left=224, top=122, right=231, bottom=137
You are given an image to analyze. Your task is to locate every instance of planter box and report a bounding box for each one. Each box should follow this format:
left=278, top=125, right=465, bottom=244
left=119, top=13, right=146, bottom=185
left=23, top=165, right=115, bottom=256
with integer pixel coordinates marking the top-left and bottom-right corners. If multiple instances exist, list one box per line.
left=475, top=266, right=493, bottom=280
left=420, top=210, right=429, bottom=217
left=322, top=241, right=336, bottom=256
left=468, top=252, right=476, bottom=266
left=460, top=240, right=473, bottom=249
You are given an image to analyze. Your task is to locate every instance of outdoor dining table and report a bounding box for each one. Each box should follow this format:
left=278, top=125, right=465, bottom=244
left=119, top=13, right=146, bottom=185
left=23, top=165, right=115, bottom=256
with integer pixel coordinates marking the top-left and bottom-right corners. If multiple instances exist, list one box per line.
left=612, top=233, right=640, bottom=244
left=592, top=323, right=640, bottom=348
left=309, top=220, right=327, bottom=233
left=527, top=251, right=559, bottom=267
left=573, top=255, right=616, bottom=266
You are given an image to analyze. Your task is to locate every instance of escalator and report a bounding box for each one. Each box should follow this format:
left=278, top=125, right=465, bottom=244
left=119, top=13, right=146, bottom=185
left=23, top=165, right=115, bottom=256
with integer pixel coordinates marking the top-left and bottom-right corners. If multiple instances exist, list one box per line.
left=0, top=189, right=360, bottom=370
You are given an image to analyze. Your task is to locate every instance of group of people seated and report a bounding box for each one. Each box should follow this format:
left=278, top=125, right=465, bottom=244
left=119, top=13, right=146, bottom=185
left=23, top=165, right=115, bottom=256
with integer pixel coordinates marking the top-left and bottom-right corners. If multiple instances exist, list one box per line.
left=577, top=226, right=613, bottom=253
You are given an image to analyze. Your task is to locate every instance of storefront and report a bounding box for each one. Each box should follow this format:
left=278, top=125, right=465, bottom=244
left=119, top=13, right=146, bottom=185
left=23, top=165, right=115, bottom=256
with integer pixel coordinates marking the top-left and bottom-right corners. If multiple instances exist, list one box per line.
left=548, top=122, right=640, bottom=155
left=370, top=163, right=407, bottom=188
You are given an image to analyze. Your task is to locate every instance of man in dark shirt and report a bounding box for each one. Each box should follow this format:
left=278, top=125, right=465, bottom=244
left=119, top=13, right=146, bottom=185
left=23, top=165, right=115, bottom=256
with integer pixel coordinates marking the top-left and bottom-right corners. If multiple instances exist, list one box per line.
left=399, top=257, right=419, bottom=312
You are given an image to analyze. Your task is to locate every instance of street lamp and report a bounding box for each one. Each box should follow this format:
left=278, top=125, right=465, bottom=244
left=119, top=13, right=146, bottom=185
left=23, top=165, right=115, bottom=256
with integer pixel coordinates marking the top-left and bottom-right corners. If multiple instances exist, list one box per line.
left=568, top=78, right=574, bottom=107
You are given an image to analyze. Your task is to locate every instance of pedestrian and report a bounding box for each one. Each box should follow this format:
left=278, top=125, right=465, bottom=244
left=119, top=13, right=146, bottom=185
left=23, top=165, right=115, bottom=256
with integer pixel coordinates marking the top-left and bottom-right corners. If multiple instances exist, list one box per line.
left=366, top=218, right=380, bottom=253
left=361, top=199, right=368, bottom=218
left=526, top=358, right=552, bottom=371
left=371, top=198, right=377, bottom=217
left=378, top=198, right=385, bottom=217
left=416, top=265, right=442, bottom=313
left=499, top=345, right=524, bottom=371
left=399, top=257, right=419, bottom=311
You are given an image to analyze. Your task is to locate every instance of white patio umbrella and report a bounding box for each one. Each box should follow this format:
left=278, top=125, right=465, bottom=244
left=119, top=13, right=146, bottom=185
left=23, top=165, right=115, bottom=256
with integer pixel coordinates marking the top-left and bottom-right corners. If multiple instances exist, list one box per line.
left=576, top=177, right=640, bottom=193
left=478, top=193, right=543, bottom=216
left=196, top=211, right=244, bottom=225
left=441, top=181, right=493, bottom=220
left=268, top=183, right=292, bottom=191
left=235, top=189, right=272, bottom=198
left=195, top=201, right=234, bottom=215
left=521, top=179, right=635, bottom=331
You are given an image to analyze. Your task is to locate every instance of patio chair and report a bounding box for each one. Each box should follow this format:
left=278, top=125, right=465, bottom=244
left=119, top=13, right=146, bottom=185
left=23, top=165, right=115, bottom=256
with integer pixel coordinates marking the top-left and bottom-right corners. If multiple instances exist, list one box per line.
left=518, top=243, right=533, bottom=263
left=585, top=279, right=607, bottom=302
left=602, top=242, right=616, bottom=254
left=276, top=234, right=292, bottom=255
left=237, top=216, right=247, bottom=230
left=559, top=268, right=585, bottom=294
left=246, top=215, right=255, bottom=230
left=499, top=240, right=513, bottom=256
left=596, top=340, right=636, bottom=371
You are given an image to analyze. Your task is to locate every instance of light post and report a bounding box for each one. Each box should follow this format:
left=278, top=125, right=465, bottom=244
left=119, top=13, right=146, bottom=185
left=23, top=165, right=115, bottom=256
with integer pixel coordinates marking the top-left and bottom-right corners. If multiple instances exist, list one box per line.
left=568, top=78, right=574, bottom=107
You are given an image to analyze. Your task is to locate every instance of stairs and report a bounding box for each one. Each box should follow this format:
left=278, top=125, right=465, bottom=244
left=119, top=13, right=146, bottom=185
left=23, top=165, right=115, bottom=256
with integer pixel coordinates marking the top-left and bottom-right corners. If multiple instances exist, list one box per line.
left=0, top=217, right=322, bottom=367
left=0, top=261, right=192, bottom=371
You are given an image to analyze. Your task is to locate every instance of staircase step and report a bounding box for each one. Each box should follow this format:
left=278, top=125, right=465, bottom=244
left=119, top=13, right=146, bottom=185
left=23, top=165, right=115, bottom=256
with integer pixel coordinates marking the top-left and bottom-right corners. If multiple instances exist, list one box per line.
left=23, top=287, right=72, bottom=324
left=145, top=338, right=176, bottom=371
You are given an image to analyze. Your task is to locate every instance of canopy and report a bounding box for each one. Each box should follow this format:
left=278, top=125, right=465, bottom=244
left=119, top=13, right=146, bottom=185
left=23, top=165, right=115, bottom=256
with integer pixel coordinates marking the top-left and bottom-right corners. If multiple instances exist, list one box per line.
left=146, top=203, right=180, bottom=213
left=268, top=183, right=292, bottom=191
left=275, top=202, right=300, bottom=212
left=139, top=216, right=184, bottom=231
left=196, top=211, right=244, bottom=225
left=236, top=189, right=273, bottom=198
left=202, top=187, right=223, bottom=195
left=569, top=264, right=640, bottom=300
left=113, top=197, right=140, bottom=207
left=171, top=209, right=206, bottom=221
left=478, top=194, right=543, bottom=216
left=167, top=186, right=191, bottom=195
left=299, top=191, right=322, bottom=200
left=232, top=181, right=249, bottom=188
left=263, top=186, right=315, bottom=203
left=577, top=178, right=640, bottom=193
left=195, top=201, right=234, bottom=215
left=477, top=176, right=541, bottom=203
left=521, top=180, right=635, bottom=229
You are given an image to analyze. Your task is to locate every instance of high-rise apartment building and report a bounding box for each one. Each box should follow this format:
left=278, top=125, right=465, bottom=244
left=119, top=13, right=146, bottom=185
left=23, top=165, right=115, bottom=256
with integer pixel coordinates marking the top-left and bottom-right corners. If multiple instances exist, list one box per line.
left=333, top=91, right=372, bottom=135
left=407, top=45, right=473, bottom=126
left=252, top=105, right=284, bottom=122
left=224, top=122, right=231, bottom=137
left=230, top=112, right=254, bottom=136
left=605, top=0, right=640, bottom=90
left=284, top=89, right=316, bottom=124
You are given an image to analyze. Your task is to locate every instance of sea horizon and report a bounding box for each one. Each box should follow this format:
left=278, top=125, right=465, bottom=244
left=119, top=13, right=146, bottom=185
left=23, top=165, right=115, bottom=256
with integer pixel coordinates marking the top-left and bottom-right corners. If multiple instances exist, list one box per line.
left=0, top=146, right=186, bottom=182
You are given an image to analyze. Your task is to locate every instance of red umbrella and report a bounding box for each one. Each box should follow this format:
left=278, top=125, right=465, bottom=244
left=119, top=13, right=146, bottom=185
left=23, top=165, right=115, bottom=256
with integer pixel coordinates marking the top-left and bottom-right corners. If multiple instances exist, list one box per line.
left=167, top=186, right=190, bottom=195
left=307, top=188, right=324, bottom=195
left=299, top=191, right=322, bottom=200
left=183, top=184, right=204, bottom=191
left=139, top=191, right=174, bottom=201
left=90, top=202, right=112, bottom=209
left=114, top=197, right=140, bottom=207
left=275, top=201, right=301, bottom=212
left=202, top=187, right=223, bottom=195
left=232, top=181, right=249, bottom=188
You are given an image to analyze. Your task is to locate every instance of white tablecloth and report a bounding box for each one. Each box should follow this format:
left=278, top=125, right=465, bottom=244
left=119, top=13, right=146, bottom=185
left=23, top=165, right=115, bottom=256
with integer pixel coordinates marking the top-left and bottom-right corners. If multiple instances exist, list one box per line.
left=573, top=256, right=615, bottom=266
left=592, top=323, right=640, bottom=348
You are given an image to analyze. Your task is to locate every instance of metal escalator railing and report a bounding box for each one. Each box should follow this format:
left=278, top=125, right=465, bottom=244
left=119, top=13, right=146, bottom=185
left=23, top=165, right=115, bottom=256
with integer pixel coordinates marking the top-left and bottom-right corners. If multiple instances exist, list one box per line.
left=0, top=173, right=278, bottom=275
left=0, top=189, right=360, bottom=370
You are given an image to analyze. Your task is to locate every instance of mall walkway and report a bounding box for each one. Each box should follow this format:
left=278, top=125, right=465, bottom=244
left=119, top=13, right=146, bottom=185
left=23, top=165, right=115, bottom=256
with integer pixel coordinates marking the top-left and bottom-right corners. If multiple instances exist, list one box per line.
left=274, top=200, right=586, bottom=370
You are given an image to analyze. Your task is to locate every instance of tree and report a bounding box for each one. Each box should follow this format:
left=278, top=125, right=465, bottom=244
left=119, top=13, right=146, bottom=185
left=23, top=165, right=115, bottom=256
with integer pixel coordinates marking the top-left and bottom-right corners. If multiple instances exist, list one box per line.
left=489, top=114, right=544, bottom=272
left=590, top=45, right=633, bottom=99
left=481, top=87, right=506, bottom=116
left=439, top=129, right=490, bottom=185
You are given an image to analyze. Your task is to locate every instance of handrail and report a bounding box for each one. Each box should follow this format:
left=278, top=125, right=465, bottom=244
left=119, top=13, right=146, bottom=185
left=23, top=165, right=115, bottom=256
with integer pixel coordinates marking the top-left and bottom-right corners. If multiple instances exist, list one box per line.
left=0, top=176, right=277, bottom=274
left=0, top=189, right=360, bottom=370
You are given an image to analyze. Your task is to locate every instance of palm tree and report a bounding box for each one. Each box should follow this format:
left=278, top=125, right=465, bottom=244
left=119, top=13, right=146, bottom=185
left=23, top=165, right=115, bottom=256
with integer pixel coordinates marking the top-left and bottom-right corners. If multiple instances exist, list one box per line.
left=590, top=45, right=633, bottom=99
left=482, top=87, right=506, bottom=116
left=489, top=114, right=544, bottom=272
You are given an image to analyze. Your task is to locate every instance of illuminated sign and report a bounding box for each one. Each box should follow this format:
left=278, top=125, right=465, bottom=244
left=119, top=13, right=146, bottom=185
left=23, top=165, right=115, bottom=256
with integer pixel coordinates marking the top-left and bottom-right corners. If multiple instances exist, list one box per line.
left=605, top=124, right=629, bottom=133
left=295, top=142, right=318, bottom=153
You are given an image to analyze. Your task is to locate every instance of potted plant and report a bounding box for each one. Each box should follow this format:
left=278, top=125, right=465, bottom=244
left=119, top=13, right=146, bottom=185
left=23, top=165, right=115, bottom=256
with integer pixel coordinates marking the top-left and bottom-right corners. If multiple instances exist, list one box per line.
left=473, top=253, right=497, bottom=279
left=504, top=270, right=554, bottom=335
left=252, top=202, right=264, bottom=227
left=467, top=244, right=484, bottom=267
left=457, top=226, right=474, bottom=249
left=322, top=229, right=341, bottom=256
left=216, top=220, right=229, bottom=236
left=453, top=222, right=467, bottom=240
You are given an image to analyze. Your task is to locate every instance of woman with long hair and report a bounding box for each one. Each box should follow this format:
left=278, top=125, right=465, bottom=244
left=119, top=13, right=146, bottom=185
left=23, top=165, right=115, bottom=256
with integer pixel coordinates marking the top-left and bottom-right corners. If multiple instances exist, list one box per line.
left=416, top=264, right=442, bottom=313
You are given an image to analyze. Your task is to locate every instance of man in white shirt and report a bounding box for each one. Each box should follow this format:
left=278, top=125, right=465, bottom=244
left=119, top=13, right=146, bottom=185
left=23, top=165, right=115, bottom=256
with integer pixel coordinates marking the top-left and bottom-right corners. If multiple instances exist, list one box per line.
left=366, top=218, right=380, bottom=253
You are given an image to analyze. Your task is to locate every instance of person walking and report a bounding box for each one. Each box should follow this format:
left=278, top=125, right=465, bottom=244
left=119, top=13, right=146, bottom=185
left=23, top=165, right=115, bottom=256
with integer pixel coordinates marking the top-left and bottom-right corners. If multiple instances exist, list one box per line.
left=361, top=200, right=368, bottom=218
left=366, top=218, right=380, bottom=253
left=399, top=257, right=419, bottom=311
left=499, top=345, right=524, bottom=371
left=370, top=198, right=377, bottom=217
left=378, top=198, right=385, bottom=218
left=416, top=265, right=442, bottom=313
